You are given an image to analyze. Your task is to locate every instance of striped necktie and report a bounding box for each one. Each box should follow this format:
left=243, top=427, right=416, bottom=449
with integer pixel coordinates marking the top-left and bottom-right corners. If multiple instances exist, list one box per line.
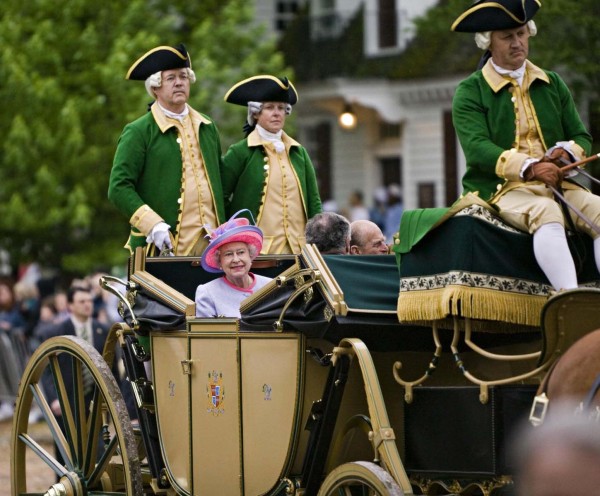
left=78, top=324, right=94, bottom=394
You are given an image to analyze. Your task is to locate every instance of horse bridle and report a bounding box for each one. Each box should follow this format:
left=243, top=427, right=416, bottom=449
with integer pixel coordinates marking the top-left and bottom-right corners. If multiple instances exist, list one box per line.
left=529, top=354, right=600, bottom=426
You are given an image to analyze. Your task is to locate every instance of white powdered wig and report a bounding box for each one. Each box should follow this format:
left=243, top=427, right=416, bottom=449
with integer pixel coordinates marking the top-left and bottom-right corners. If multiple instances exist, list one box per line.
left=475, top=20, right=537, bottom=50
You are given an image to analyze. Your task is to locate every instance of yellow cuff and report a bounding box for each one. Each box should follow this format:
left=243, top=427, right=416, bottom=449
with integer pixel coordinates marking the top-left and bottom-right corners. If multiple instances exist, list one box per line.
left=496, top=149, right=531, bottom=182
left=130, top=205, right=164, bottom=236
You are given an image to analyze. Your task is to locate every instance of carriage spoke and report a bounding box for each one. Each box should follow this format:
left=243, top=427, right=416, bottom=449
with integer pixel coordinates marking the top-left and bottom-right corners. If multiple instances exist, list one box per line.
left=89, top=434, right=119, bottom=487
left=49, top=354, right=82, bottom=471
left=83, top=386, right=104, bottom=476
left=30, top=382, right=71, bottom=463
left=18, top=432, right=66, bottom=477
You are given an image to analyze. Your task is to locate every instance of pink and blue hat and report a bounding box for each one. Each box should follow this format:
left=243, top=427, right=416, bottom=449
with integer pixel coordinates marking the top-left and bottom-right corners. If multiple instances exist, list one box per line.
left=201, top=210, right=263, bottom=273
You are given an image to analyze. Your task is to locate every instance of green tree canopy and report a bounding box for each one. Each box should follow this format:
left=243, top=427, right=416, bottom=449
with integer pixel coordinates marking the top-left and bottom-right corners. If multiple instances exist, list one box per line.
left=0, top=0, right=287, bottom=276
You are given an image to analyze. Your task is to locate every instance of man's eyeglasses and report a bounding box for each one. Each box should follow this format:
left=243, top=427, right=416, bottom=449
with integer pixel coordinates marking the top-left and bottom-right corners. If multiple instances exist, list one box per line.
left=163, top=73, right=190, bottom=85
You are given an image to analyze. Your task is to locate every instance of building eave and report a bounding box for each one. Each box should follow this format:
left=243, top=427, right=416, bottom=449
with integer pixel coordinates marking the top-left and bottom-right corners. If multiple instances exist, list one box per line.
left=297, top=75, right=468, bottom=122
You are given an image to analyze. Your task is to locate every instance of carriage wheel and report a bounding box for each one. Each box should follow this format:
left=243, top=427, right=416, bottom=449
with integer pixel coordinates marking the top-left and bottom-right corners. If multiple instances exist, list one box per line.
left=317, top=461, right=404, bottom=496
left=11, top=335, right=143, bottom=495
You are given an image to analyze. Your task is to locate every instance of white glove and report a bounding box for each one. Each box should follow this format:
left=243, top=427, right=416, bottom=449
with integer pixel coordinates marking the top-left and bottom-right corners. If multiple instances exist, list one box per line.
left=146, top=222, right=173, bottom=254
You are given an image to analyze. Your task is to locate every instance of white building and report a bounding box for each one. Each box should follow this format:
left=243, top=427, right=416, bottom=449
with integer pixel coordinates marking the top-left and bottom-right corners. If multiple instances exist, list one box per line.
left=255, top=0, right=467, bottom=212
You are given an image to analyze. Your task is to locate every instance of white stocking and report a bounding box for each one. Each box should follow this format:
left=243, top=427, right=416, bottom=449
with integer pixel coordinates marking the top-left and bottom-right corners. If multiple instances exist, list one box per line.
left=533, top=223, right=578, bottom=290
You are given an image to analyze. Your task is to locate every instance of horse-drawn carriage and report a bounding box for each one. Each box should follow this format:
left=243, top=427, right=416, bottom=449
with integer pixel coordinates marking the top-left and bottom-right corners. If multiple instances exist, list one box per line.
left=10, top=205, right=600, bottom=495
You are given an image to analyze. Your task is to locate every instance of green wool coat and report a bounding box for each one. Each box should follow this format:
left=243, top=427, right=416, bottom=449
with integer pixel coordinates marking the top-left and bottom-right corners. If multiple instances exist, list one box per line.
left=221, top=132, right=322, bottom=222
left=452, top=63, right=592, bottom=201
left=108, top=107, right=226, bottom=251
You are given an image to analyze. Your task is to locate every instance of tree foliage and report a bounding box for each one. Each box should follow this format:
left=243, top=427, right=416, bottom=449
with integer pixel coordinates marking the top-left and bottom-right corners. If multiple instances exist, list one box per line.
left=0, top=0, right=287, bottom=275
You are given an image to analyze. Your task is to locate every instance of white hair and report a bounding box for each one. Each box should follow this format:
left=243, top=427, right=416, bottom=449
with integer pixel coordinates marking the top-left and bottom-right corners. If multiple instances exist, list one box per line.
left=144, top=67, right=197, bottom=99
left=475, top=19, right=537, bottom=50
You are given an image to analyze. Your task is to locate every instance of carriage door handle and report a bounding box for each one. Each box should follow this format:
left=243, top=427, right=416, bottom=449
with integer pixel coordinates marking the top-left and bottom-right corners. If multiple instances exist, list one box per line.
left=181, top=360, right=193, bottom=375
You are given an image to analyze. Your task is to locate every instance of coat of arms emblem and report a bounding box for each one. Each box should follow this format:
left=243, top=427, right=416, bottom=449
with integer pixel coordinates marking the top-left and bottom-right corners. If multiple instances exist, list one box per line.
left=207, top=370, right=225, bottom=415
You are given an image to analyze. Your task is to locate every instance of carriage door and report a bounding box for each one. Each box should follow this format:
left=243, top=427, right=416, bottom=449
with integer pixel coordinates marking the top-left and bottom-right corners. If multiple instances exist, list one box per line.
left=188, top=319, right=242, bottom=495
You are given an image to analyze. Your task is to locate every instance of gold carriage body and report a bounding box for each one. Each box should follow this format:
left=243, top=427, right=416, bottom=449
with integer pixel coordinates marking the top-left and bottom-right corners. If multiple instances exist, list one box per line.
left=133, top=246, right=416, bottom=495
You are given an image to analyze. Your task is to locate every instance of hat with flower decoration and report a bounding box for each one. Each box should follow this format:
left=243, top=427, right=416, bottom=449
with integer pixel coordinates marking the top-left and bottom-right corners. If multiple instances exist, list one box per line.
left=451, top=0, right=541, bottom=33
left=126, top=44, right=191, bottom=80
left=201, top=210, right=263, bottom=273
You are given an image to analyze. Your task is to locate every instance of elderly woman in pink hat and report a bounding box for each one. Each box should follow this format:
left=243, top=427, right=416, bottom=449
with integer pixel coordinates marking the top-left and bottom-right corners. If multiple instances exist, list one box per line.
left=195, top=212, right=272, bottom=317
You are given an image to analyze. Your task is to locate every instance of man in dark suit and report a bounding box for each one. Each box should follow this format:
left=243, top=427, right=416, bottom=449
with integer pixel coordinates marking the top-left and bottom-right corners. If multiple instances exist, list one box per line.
left=40, top=285, right=135, bottom=470
left=40, top=285, right=110, bottom=416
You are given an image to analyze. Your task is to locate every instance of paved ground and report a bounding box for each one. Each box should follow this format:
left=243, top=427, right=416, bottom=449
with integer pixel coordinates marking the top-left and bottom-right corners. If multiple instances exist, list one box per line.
left=0, top=415, right=55, bottom=492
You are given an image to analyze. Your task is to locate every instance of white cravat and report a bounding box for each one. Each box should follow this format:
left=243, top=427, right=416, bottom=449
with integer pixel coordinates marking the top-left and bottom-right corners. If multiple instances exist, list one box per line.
left=256, top=124, right=285, bottom=153
left=158, top=103, right=190, bottom=121
left=492, top=60, right=526, bottom=86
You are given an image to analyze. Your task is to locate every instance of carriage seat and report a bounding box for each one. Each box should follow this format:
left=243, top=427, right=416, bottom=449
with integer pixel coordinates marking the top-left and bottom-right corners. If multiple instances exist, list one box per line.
left=143, top=254, right=297, bottom=301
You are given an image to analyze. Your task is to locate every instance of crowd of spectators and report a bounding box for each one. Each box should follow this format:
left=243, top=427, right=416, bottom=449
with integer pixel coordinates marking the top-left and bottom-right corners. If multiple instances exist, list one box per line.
left=0, top=265, right=121, bottom=422
left=332, top=183, right=403, bottom=245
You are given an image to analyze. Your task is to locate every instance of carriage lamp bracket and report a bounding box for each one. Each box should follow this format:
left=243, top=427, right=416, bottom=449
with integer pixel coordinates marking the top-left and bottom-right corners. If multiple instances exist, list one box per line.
left=131, top=340, right=150, bottom=362
left=305, top=399, right=324, bottom=432
left=132, top=378, right=155, bottom=410
left=306, top=347, right=332, bottom=367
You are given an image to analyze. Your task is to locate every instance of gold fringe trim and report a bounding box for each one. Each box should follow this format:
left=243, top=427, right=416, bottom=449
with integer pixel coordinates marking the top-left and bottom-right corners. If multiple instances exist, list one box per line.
left=398, top=286, right=546, bottom=327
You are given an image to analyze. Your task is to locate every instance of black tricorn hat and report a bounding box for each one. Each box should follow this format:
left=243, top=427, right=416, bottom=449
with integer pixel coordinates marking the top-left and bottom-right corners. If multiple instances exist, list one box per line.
left=126, top=44, right=191, bottom=80
left=451, top=0, right=541, bottom=32
left=224, top=75, right=298, bottom=106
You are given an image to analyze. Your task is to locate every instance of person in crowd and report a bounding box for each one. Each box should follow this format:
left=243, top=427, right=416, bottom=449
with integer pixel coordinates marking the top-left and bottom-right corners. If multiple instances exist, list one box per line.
left=322, top=199, right=339, bottom=213
left=221, top=75, right=322, bottom=254
left=369, top=187, right=387, bottom=232
left=451, top=0, right=600, bottom=291
left=195, top=214, right=272, bottom=318
left=30, top=296, right=59, bottom=350
left=347, top=190, right=370, bottom=222
left=109, top=44, right=226, bottom=256
left=350, top=220, right=390, bottom=255
left=0, top=282, right=26, bottom=421
left=0, top=282, right=26, bottom=332
left=512, top=401, right=600, bottom=496
left=305, top=212, right=351, bottom=255
left=13, top=279, right=41, bottom=339
left=53, top=290, right=70, bottom=323
left=384, top=184, right=403, bottom=244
